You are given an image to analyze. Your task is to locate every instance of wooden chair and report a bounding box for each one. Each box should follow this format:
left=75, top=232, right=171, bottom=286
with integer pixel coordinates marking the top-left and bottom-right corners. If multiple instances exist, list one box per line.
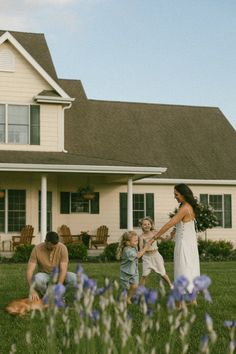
left=58, top=225, right=81, bottom=245
left=91, top=225, right=109, bottom=249
left=12, top=225, right=34, bottom=250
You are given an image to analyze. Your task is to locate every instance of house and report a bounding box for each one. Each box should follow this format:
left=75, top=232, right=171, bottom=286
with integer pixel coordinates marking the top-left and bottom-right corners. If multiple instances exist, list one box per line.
left=0, top=29, right=235, bottom=248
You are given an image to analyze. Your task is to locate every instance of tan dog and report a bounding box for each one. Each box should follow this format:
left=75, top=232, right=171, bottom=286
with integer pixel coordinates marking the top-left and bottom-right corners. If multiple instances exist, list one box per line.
left=5, top=298, right=47, bottom=316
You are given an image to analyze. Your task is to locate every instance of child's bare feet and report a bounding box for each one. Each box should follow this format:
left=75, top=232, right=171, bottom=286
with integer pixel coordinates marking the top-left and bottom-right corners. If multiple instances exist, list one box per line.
left=127, top=298, right=132, bottom=305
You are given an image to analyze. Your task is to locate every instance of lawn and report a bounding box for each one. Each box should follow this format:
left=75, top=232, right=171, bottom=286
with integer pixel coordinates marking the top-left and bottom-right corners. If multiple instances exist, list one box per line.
left=0, top=261, right=235, bottom=353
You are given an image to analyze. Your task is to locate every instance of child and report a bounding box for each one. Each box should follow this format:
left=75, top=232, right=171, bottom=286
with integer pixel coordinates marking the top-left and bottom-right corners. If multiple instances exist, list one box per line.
left=117, top=230, right=150, bottom=304
left=139, top=217, right=173, bottom=289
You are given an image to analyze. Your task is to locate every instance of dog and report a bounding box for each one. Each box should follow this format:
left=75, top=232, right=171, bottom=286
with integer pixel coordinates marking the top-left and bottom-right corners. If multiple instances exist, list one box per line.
left=5, top=298, right=47, bottom=316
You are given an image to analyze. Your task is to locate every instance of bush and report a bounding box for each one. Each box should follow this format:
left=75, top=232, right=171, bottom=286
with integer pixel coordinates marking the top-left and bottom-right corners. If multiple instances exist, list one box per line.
left=66, top=243, right=87, bottom=261
left=198, top=238, right=234, bottom=261
left=158, top=240, right=175, bottom=261
left=100, top=242, right=119, bottom=261
left=12, top=244, right=34, bottom=262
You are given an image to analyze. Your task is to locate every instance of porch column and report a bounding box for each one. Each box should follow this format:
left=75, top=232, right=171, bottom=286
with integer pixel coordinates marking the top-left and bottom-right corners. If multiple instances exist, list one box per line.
left=40, top=175, right=47, bottom=242
left=127, top=178, right=133, bottom=230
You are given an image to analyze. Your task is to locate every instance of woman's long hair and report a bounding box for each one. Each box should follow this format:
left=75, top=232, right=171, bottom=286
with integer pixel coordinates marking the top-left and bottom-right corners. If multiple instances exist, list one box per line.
left=116, top=231, right=137, bottom=260
left=174, top=183, right=200, bottom=216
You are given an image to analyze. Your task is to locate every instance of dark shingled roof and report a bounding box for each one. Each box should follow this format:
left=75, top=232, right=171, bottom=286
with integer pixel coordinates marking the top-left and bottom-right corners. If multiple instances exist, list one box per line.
left=0, top=30, right=236, bottom=181
left=61, top=93, right=236, bottom=180
left=0, top=29, right=58, bottom=81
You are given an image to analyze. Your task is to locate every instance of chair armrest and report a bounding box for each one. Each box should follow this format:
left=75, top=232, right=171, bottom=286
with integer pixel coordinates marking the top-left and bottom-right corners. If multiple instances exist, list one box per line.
left=12, top=236, right=21, bottom=242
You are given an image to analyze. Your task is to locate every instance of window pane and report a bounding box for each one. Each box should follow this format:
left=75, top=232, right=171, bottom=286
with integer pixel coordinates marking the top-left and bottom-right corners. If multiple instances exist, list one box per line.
left=8, top=105, right=29, bottom=144
left=209, top=195, right=223, bottom=227
left=0, top=125, right=5, bottom=143
left=133, top=194, right=145, bottom=226
left=209, top=195, right=222, bottom=211
left=8, top=125, right=28, bottom=144
left=0, top=104, right=5, bottom=143
left=133, top=194, right=144, bottom=211
left=133, top=211, right=145, bottom=227
left=71, top=193, right=89, bottom=213
left=0, top=104, right=5, bottom=123
left=8, top=190, right=26, bottom=232
left=8, top=105, right=28, bottom=124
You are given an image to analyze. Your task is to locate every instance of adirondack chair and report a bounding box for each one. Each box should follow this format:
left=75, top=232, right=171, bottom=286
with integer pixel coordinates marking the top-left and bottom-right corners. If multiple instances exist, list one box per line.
left=12, top=225, right=34, bottom=250
left=58, top=225, right=82, bottom=244
left=91, top=225, right=109, bottom=249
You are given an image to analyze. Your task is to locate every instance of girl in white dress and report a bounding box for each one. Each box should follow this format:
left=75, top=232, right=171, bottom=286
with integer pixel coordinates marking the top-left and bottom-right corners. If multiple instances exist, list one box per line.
left=153, top=184, right=200, bottom=299
left=139, top=217, right=173, bottom=289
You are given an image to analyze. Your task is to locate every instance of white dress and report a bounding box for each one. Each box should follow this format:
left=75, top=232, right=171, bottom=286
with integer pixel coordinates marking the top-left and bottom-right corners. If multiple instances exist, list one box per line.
left=142, top=238, right=166, bottom=277
left=174, top=220, right=200, bottom=293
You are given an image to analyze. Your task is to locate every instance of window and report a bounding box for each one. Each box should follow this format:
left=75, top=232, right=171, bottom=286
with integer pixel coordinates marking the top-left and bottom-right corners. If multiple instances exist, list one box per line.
left=0, top=104, right=40, bottom=145
left=60, top=192, right=99, bottom=214
left=200, top=194, right=232, bottom=228
left=120, top=193, right=154, bottom=228
left=38, top=191, right=52, bottom=232
left=8, top=190, right=26, bottom=232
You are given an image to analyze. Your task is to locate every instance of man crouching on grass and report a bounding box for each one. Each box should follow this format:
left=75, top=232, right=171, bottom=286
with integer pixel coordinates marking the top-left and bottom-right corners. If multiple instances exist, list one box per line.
left=27, top=231, right=76, bottom=300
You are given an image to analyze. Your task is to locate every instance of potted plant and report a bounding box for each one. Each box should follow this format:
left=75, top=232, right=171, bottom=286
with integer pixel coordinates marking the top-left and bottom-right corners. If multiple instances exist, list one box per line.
left=77, top=185, right=95, bottom=200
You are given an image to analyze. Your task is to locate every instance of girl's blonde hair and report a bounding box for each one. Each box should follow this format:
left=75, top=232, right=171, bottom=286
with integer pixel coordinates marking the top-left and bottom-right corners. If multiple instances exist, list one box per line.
left=139, top=216, right=155, bottom=231
left=116, top=230, right=137, bottom=260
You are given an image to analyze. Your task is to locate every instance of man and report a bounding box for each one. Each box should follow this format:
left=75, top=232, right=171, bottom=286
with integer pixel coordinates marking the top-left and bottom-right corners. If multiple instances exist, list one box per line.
left=27, top=231, right=76, bottom=300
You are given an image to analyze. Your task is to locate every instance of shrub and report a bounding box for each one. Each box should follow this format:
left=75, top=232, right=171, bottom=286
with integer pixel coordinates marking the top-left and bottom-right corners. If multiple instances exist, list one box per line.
left=100, top=242, right=119, bottom=261
left=158, top=240, right=175, bottom=261
left=198, top=238, right=234, bottom=261
left=12, top=244, right=34, bottom=262
left=66, top=243, right=87, bottom=261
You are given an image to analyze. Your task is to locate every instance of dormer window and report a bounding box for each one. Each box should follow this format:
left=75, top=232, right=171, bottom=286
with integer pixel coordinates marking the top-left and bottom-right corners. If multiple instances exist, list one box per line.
left=0, top=104, right=40, bottom=145
left=0, top=49, right=15, bottom=72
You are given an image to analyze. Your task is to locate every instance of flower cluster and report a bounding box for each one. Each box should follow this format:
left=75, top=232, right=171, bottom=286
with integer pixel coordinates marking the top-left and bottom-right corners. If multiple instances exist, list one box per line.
left=195, top=203, right=219, bottom=232
left=19, top=265, right=235, bottom=354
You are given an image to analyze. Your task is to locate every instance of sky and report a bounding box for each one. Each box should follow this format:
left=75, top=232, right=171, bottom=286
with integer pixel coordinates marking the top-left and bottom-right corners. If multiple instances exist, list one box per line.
left=0, top=0, right=236, bottom=129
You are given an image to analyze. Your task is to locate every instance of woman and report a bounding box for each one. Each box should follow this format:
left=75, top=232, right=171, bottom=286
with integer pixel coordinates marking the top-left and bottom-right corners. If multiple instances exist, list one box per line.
left=154, top=183, right=200, bottom=295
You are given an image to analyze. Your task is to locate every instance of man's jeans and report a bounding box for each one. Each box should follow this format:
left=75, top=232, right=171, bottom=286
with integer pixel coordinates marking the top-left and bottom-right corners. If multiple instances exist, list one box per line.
left=33, top=272, right=77, bottom=296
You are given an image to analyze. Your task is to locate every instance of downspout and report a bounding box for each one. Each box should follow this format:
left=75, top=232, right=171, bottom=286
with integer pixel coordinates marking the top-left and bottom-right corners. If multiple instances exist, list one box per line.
left=62, top=102, right=72, bottom=153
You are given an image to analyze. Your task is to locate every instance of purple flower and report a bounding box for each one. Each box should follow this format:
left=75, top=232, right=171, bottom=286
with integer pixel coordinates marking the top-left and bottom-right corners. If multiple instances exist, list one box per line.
left=55, top=298, right=66, bottom=308
left=193, top=275, right=211, bottom=290
left=83, top=278, right=97, bottom=293
left=53, top=283, right=66, bottom=297
left=224, top=321, right=236, bottom=328
left=174, top=276, right=189, bottom=290
left=203, top=289, right=212, bottom=303
left=144, top=289, right=158, bottom=305
left=200, top=334, right=209, bottom=350
left=167, top=295, right=175, bottom=311
left=76, top=264, right=84, bottom=275
left=91, top=310, right=100, bottom=321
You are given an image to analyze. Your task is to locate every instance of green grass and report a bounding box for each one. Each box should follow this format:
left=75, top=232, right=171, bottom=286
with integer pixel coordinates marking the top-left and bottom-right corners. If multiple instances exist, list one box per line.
left=0, top=261, right=235, bottom=353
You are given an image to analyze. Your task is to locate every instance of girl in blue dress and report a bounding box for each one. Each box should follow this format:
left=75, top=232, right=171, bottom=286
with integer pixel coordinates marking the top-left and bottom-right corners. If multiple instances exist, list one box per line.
left=117, top=230, right=150, bottom=304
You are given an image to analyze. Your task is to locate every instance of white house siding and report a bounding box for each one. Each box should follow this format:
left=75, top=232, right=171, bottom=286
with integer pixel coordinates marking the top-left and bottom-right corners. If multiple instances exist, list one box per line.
left=0, top=42, right=63, bottom=152
left=0, top=174, right=235, bottom=247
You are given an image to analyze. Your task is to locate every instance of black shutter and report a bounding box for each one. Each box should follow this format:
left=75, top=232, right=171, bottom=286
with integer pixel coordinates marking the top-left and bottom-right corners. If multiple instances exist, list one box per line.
left=120, top=193, right=127, bottom=229
left=30, top=105, right=40, bottom=145
left=224, top=194, right=232, bottom=228
left=60, top=192, right=70, bottom=214
left=91, top=192, right=100, bottom=214
left=146, top=193, right=154, bottom=221
left=200, top=194, right=208, bottom=205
